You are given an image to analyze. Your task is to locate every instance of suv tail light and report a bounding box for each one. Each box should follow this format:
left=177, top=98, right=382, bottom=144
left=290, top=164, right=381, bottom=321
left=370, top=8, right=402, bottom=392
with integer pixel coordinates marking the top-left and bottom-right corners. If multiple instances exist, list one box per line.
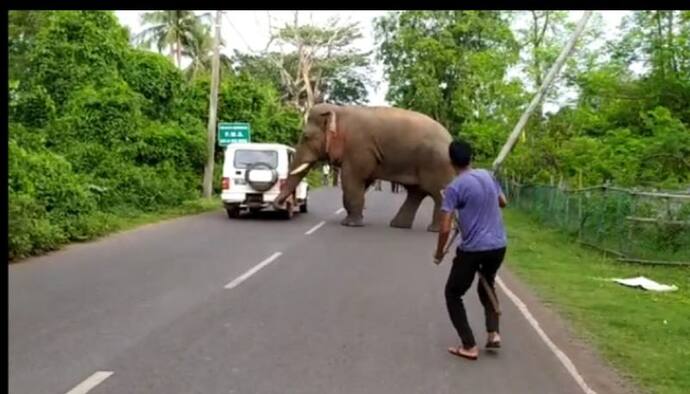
left=222, top=177, right=230, bottom=190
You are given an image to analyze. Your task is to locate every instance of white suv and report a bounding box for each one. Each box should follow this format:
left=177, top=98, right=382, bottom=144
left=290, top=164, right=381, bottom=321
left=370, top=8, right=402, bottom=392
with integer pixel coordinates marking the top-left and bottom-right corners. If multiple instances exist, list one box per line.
left=221, top=143, right=308, bottom=219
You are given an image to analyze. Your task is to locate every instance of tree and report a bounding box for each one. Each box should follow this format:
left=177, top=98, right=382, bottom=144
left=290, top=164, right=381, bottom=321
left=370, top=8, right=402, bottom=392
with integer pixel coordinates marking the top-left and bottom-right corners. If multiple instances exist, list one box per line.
left=613, top=11, right=690, bottom=121
left=504, top=11, right=690, bottom=187
left=8, top=11, right=52, bottom=83
left=513, top=11, right=573, bottom=117
left=245, top=12, right=372, bottom=122
left=375, top=11, right=523, bottom=162
left=493, top=11, right=593, bottom=173
left=135, top=11, right=210, bottom=68
left=182, top=22, right=233, bottom=80
left=25, top=11, right=131, bottom=110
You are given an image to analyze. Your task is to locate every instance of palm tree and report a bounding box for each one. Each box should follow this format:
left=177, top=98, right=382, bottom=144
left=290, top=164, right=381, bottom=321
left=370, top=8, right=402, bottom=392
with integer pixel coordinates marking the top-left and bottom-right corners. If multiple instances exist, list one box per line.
left=182, top=23, right=233, bottom=80
left=135, top=11, right=211, bottom=68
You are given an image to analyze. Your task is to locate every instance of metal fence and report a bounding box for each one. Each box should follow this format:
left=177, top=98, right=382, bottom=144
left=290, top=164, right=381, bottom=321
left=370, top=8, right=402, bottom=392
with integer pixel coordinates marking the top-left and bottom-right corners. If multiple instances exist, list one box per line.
left=502, top=180, right=690, bottom=266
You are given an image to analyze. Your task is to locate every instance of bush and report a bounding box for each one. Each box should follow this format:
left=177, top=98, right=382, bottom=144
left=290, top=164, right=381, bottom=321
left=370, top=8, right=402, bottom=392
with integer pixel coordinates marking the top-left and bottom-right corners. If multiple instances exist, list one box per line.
left=9, top=86, right=56, bottom=128
left=8, top=11, right=303, bottom=260
left=9, top=192, right=66, bottom=259
left=121, top=49, right=185, bottom=121
left=8, top=141, right=100, bottom=258
left=29, top=11, right=129, bottom=109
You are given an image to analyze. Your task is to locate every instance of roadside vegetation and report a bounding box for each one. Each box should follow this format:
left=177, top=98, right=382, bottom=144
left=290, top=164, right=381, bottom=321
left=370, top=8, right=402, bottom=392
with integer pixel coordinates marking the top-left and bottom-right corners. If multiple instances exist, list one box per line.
left=8, top=11, right=367, bottom=260
left=504, top=209, right=690, bottom=394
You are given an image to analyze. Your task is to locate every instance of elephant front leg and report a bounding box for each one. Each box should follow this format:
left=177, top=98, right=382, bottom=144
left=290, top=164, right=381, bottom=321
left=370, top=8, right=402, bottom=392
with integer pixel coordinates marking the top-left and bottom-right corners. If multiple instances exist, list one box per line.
left=340, top=174, right=366, bottom=227
left=390, top=186, right=425, bottom=229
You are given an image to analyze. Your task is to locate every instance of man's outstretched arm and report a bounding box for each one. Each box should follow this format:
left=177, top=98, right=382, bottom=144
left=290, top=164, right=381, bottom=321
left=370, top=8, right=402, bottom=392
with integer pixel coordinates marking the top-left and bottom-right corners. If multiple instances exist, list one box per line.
left=433, top=212, right=453, bottom=264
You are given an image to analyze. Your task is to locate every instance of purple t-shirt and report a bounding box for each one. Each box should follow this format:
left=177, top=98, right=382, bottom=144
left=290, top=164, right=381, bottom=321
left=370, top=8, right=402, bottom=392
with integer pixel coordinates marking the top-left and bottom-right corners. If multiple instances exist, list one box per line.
left=441, top=169, right=507, bottom=252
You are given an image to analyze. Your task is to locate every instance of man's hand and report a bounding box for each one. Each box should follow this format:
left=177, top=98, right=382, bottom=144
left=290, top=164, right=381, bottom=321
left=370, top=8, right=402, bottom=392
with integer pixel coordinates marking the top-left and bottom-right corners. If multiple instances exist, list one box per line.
left=433, top=250, right=445, bottom=265
left=498, top=192, right=507, bottom=208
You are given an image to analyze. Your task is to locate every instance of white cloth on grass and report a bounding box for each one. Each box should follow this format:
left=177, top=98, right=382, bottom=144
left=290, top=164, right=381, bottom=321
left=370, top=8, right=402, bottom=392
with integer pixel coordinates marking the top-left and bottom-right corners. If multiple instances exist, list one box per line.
left=611, top=276, right=678, bottom=292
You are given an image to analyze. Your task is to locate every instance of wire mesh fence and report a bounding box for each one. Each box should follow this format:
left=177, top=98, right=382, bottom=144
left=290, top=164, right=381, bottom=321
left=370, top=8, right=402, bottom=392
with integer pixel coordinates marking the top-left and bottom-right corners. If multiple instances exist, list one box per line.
left=501, top=180, right=690, bottom=266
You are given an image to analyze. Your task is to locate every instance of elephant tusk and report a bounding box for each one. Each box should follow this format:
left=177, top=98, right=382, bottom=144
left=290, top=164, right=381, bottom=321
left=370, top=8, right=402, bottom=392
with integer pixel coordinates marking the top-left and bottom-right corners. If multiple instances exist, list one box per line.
left=290, top=163, right=310, bottom=176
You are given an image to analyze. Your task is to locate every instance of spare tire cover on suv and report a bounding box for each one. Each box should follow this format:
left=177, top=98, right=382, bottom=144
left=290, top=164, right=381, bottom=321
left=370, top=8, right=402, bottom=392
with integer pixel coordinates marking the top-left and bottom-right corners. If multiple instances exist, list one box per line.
left=245, top=161, right=278, bottom=192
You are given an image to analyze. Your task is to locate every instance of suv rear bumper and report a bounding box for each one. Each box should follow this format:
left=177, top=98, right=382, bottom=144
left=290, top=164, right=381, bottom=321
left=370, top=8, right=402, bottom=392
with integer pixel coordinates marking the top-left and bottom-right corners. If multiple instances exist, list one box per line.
left=221, top=191, right=279, bottom=204
left=221, top=182, right=308, bottom=210
left=221, top=191, right=306, bottom=209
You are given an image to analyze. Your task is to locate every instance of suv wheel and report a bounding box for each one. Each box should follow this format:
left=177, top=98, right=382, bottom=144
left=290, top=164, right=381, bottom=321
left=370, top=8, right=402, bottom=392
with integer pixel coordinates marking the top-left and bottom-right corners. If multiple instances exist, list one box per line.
left=226, top=206, right=241, bottom=219
left=299, top=199, right=308, bottom=213
left=280, top=201, right=294, bottom=220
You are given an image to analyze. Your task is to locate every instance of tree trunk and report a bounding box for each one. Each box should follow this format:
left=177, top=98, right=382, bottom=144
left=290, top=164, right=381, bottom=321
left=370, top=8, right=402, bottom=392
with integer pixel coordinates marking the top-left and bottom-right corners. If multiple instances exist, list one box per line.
left=301, top=60, right=315, bottom=125
left=176, top=38, right=182, bottom=68
left=530, top=11, right=548, bottom=118
left=667, top=11, right=677, bottom=75
left=655, top=11, right=666, bottom=78
left=202, top=11, right=222, bottom=198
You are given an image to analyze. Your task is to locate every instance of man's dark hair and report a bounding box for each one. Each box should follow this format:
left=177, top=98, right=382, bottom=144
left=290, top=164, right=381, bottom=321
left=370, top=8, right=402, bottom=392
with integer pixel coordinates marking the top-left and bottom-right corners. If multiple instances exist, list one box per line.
left=448, top=139, right=472, bottom=168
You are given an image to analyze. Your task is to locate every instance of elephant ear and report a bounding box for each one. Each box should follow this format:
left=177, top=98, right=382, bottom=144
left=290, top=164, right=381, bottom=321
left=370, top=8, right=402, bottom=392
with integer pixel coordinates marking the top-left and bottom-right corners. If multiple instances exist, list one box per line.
left=322, top=110, right=345, bottom=164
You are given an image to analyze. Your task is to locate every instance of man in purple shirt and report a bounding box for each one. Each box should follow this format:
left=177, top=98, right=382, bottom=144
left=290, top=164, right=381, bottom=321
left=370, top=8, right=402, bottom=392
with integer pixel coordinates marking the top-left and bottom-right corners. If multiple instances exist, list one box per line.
left=433, top=139, right=507, bottom=361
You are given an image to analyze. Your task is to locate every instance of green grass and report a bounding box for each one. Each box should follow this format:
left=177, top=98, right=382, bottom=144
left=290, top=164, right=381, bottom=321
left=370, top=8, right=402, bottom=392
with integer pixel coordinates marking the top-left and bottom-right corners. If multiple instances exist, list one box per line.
left=106, top=197, right=222, bottom=233
left=10, top=197, right=221, bottom=263
left=504, top=208, right=690, bottom=394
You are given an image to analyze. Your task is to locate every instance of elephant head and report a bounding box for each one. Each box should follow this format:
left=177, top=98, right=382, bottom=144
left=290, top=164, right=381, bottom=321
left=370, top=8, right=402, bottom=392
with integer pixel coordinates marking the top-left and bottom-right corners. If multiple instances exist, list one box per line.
left=275, top=103, right=345, bottom=205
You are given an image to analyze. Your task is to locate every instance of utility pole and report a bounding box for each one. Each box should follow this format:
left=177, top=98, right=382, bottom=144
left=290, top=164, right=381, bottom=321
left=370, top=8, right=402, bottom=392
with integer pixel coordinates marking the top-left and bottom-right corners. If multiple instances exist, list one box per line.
left=203, top=10, right=222, bottom=198
left=492, top=11, right=593, bottom=173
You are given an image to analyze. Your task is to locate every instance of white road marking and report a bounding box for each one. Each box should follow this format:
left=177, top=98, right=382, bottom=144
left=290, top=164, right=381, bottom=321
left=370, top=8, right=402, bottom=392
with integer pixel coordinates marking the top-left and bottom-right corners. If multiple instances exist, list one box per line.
left=335, top=208, right=345, bottom=215
left=224, top=252, right=282, bottom=289
left=65, top=371, right=113, bottom=394
left=496, top=276, right=597, bottom=394
left=305, top=221, right=326, bottom=235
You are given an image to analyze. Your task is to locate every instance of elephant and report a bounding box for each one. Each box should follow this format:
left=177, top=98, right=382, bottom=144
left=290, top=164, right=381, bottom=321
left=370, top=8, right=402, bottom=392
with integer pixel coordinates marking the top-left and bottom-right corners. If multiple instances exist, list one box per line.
left=275, top=103, right=455, bottom=232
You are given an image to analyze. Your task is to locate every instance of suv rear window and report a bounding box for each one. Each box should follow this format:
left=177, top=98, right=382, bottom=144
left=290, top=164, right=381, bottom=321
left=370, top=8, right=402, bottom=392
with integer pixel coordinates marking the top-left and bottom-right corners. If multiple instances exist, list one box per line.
left=233, top=150, right=279, bottom=169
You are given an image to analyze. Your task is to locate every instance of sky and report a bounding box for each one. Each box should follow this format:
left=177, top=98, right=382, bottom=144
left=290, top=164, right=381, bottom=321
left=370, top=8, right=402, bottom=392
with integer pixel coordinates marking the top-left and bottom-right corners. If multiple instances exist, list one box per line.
left=115, top=10, right=633, bottom=108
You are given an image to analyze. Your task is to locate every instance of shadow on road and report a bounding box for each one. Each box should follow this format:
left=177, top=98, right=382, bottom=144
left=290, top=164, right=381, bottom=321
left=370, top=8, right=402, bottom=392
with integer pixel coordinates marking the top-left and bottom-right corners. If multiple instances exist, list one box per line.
left=236, top=210, right=293, bottom=221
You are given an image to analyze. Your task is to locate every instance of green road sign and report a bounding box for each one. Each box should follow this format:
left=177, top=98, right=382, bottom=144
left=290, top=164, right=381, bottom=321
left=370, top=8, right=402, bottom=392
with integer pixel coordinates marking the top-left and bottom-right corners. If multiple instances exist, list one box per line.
left=218, top=122, right=251, bottom=146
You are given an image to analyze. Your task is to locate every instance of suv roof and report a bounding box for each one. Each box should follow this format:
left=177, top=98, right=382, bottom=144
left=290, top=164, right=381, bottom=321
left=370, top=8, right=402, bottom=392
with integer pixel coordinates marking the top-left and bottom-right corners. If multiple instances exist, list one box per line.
left=226, top=142, right=294, bottom=152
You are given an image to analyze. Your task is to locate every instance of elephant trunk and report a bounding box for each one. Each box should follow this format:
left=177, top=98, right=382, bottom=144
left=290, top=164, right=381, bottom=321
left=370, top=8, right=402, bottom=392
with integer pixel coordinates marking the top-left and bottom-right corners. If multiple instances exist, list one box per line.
left=274, top=161, right=314, bottom=206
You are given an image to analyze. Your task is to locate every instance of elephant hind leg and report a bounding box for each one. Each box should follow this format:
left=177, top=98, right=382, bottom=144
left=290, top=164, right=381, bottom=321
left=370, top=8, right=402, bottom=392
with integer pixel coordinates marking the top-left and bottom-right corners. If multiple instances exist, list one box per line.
left=390, top=186, right=426, bottom=229
left=426, top=190, right=444, bottom=233
left=418, top=163, right=455, bottom=233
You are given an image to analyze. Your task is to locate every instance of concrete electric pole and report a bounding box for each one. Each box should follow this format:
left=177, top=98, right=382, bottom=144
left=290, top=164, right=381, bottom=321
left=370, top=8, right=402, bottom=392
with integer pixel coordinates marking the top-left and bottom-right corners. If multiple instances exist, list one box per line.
left=202, top=10, right=222, bottom=198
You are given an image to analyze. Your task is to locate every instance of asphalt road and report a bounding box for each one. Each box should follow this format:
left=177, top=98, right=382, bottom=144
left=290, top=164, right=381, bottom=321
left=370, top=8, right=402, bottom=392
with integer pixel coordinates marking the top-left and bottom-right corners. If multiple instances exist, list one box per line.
left=9, top=187, right=628, bottom=394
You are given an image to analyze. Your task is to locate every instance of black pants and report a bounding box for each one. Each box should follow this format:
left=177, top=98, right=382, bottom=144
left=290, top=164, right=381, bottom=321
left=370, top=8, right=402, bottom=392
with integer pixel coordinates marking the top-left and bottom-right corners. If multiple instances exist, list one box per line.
left=445, top=247, right=506, bottom=348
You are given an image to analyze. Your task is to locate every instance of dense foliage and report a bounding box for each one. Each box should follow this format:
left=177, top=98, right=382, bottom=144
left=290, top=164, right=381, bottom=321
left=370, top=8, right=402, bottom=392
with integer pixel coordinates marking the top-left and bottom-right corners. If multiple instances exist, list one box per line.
left=8, top=11, right=302, bottom=260
left=376, top=11, right=690, bottom=189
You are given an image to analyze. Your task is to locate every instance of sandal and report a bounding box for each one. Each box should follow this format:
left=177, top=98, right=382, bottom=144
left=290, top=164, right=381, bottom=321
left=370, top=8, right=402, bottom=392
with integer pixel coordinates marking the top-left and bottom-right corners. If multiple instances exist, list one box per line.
left=448, top=346, right=478, bottom=360
left=485, top=340, right=501, bottom=349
